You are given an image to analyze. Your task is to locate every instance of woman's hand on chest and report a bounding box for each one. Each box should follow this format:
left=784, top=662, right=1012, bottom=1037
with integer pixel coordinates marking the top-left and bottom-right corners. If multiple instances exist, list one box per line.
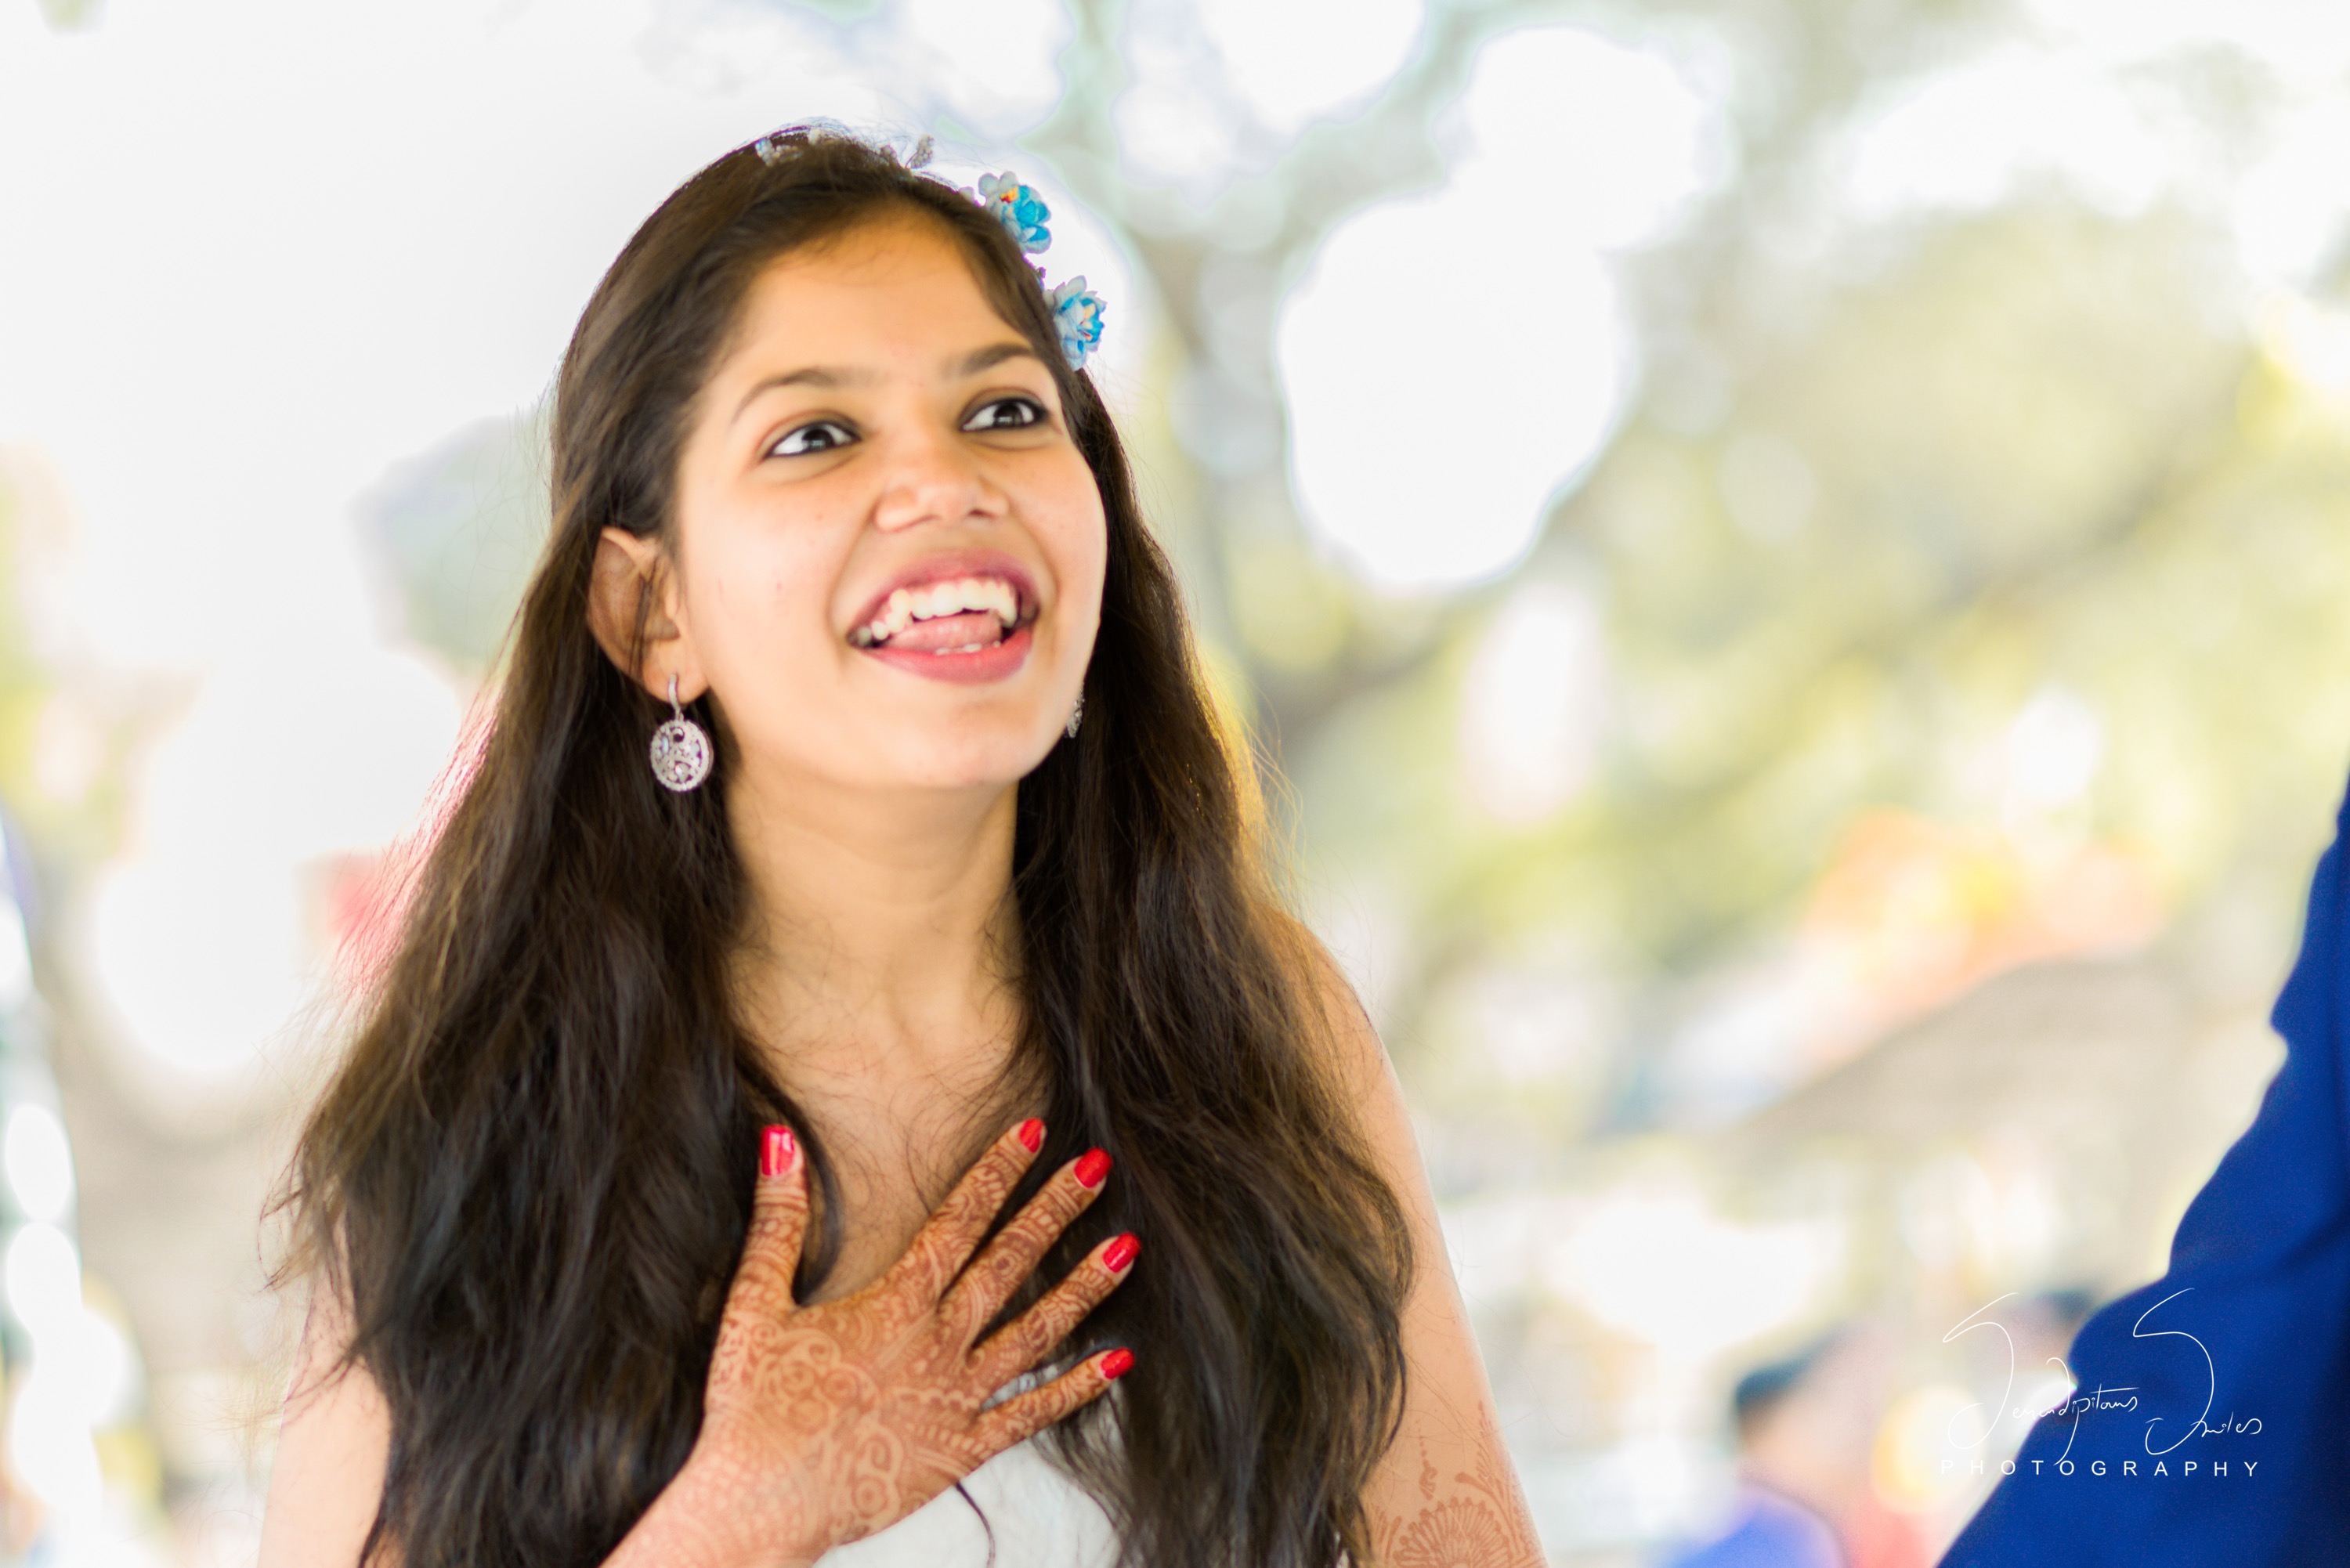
left=608, top=1119, right=1137, bottom=1568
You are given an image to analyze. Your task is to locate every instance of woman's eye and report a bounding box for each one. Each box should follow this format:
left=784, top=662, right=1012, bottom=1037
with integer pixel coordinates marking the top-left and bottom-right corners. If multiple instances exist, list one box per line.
left=769, top=420, right=857, bottom=457
left=963, top=396, right=1045, bottom=432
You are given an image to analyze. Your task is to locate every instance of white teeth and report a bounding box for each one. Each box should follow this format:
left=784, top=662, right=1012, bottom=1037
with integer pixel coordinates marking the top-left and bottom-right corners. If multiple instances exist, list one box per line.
left=855, top=573, right=1024, bottom=646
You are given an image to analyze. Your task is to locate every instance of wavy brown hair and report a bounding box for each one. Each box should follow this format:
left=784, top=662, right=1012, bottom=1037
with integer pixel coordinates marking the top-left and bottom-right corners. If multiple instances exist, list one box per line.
left=279, top=129, right=1412, bottom=1568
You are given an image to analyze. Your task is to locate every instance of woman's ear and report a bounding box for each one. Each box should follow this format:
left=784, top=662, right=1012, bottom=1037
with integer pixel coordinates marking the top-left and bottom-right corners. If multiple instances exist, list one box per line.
left=588, top=528, right=708, bottom=701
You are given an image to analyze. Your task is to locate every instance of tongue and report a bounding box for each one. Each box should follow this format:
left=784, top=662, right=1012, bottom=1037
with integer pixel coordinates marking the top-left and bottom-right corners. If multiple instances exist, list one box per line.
left=883, top=611, right=1005, bottom=653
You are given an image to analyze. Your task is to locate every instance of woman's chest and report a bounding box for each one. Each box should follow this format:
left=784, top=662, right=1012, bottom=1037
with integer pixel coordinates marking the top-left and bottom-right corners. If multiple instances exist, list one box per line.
left=793, top=1080, right=1039, bottom=1301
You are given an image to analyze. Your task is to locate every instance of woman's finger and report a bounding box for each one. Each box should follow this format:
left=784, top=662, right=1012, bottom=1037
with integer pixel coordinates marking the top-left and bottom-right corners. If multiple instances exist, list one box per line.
left=883, top=1119, right=1047, bottom=1303
left=965, top=1348, right=1134, bottom=1458
left=936, top=1147, right=1112, bottom=1342
left=729, top=1125, right=809, bottom=1317
left=967, top=1231, right=1138, bottom=1389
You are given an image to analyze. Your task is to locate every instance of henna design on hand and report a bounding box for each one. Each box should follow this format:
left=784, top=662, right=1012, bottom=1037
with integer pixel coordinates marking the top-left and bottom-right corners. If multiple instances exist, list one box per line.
left=607, top=1120, right=1136, bottom=1568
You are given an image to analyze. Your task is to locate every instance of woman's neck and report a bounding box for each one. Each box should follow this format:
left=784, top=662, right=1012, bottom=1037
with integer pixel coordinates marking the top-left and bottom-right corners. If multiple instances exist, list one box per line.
left=725, top=767, right=1025, bottom=1095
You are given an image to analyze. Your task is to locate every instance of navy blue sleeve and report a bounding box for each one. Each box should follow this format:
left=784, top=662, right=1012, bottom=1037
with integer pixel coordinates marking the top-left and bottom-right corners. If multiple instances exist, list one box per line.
left=1941, top=783, right=2350, bottom=1563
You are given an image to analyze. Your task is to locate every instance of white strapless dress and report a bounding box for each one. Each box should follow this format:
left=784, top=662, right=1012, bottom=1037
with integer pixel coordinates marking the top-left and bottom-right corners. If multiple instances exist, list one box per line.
left=814, top=1436, right=1121, bottom=1568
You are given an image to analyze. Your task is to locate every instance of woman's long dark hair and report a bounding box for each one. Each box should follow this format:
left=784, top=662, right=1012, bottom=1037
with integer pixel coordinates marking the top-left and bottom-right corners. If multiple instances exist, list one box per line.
left=280, top=129, right=1412, bottom=1568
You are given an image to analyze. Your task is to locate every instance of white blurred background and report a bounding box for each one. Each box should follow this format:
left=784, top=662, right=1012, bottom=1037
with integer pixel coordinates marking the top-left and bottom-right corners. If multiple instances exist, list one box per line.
left=4, top=0, right=2350, bottom=1562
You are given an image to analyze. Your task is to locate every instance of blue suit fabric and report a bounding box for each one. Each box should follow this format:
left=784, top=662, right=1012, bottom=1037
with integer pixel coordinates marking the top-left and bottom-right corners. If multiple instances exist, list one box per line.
left=1942, top=784, right=2350, bottom=1563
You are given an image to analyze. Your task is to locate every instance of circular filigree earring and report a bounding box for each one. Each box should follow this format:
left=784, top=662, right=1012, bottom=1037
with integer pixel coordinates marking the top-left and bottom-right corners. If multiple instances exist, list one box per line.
left=1065, top=690, right=1084, bottom=739
left=649, top=674, right=714, bottom=792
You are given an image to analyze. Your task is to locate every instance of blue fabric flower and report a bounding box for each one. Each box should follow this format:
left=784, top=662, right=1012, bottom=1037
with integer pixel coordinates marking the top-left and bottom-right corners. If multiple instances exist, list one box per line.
left=975, top=172, right=1052, bottom=255
left=1050, top=277, right=1106, bottom=370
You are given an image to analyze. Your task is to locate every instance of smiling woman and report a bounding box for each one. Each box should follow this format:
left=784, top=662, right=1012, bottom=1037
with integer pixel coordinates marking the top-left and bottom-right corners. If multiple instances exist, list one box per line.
left=588, top=220, right=1103, bottom=791
left=256, top=128, right=1543, bottom=1568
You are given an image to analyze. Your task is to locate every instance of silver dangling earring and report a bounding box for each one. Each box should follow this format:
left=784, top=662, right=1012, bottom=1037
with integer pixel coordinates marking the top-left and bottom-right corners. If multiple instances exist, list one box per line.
left=649, top=674, right=714, bottom=792
left=1065, top=689, right=1084, bottom=739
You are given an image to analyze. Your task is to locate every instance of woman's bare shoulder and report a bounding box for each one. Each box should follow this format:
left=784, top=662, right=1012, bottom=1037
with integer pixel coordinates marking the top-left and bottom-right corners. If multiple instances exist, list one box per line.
left=1262, top=907, right=1549, bottom=1565
left=258, top=1279, right=393, bottom=1568
left=1258, top=905, right=1391, bottom=1097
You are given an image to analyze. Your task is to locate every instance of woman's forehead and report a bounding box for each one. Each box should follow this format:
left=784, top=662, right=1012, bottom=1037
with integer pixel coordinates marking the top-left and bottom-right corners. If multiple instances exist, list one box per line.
left=718, top=217, right=1021, bottom=379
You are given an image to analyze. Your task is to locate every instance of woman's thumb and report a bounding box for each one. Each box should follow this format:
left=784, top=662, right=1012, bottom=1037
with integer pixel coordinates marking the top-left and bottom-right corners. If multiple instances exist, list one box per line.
left=738, top=1124, right=811, bottom=1311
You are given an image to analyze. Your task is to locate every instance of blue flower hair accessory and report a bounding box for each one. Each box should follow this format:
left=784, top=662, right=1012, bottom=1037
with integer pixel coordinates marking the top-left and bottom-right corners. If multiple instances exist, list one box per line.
left=967, top=170, right=1108, bottom=372
left=975, top=172, right=1053, bottom=254
left=1050, top=277, right=1106, bottom=372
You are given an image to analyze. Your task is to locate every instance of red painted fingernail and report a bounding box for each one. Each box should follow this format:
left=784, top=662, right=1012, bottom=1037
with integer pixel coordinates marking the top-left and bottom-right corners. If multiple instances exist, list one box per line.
left=761, top=1125, right=797, bottom=1177
left=1099, top=1347, right=1134, bottom=1381
left=1017, top=1118, right=1044, bottom=1154
left=1074, top=1148, right=1112, bottom=1189
left=1101, top=1234, right=1140, bottom=1274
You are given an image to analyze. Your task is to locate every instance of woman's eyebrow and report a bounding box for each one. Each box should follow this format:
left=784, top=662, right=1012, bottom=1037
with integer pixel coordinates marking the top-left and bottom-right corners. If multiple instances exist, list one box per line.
left=732, top=364, right=875, bottom=422
left=729, top=343, right=1045, bottom=425
left=951, top=341, right=1045, bottom=377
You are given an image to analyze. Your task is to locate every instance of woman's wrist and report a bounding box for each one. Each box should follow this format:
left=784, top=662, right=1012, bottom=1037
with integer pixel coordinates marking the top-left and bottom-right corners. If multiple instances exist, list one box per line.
left=605, top=1449, right=826, bottom=1568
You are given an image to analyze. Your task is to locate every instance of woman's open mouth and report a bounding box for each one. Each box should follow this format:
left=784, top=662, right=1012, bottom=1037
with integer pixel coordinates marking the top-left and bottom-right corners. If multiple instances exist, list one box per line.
left=847, top=567, right=1039, bottom=685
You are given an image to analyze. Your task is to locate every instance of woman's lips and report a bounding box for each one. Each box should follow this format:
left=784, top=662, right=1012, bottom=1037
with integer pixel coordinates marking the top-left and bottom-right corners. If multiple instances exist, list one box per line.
left=856, top=619, right=1034, bottom=684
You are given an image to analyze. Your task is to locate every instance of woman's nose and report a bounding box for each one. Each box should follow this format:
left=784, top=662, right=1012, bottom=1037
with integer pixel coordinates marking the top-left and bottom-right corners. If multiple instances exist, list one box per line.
left=871, top=423, right=1006, bottom=532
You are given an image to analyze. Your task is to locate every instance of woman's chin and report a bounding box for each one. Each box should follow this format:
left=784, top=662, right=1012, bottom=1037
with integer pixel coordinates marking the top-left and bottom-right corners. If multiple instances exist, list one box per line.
left=916, top=735, right=1063, bottom=791
left=830, top=725, right=1063, bottom=794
